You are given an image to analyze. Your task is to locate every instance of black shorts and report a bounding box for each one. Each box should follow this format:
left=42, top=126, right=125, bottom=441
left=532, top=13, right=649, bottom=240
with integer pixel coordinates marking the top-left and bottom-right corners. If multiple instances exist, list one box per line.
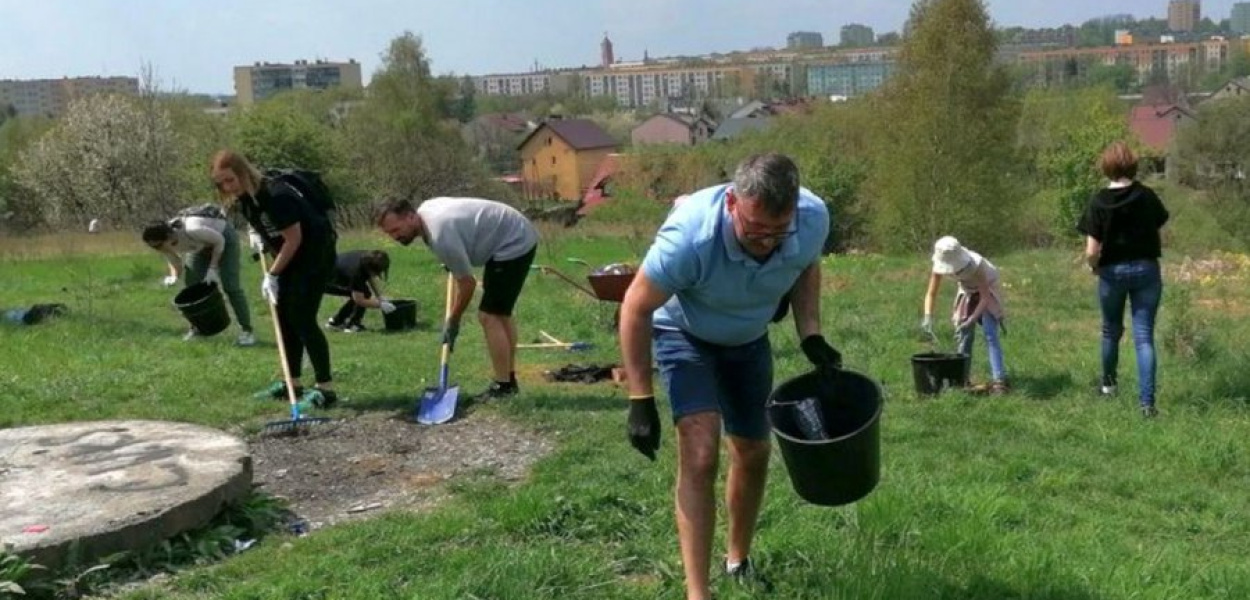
left=479, top=244, right=536, bottom=316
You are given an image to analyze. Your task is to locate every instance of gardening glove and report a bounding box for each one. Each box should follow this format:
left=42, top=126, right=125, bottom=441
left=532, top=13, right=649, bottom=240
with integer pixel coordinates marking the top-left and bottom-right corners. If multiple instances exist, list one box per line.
left=441, top=318, right=460, bottom=352
left=801, top=334, right=842, bottom=371
left=261, top=273, right=280, bottom=304
left=379, top=300, right=397, bottom=314
left=161, top=274, right=178, bottom=288
left=920, top=314, right=935, bottom=337
left=627, top=396, right=662, bottom=461
left=204, top=267, right=221, bottom=286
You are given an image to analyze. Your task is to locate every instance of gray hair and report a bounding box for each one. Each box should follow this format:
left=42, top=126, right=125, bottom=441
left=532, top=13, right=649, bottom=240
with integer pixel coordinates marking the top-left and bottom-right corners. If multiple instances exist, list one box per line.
left=732, top=153, right=800, bottom=217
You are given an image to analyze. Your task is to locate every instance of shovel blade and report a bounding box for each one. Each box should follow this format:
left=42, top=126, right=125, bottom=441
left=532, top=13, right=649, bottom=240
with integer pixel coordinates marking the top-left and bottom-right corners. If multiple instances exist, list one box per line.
left=416, top=385, right=459, bottom=425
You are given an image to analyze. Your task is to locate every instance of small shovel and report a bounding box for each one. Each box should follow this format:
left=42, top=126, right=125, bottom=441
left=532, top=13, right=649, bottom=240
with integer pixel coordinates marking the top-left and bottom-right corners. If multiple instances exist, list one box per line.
left=416, top=273, right=460, bottom=425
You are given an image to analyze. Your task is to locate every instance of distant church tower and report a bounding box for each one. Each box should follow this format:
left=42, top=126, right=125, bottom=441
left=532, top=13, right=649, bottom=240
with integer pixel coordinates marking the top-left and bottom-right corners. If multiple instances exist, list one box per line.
left=601, top=32, right=615, bottom=67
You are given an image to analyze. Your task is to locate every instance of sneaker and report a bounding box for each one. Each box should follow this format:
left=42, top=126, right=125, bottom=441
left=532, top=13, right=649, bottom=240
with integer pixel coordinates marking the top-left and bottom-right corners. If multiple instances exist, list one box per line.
left=1141, top=404, right=1158, bottom=418
left=182, top=329, right=201, bottom=342
left=253, top=381, right=303, bottom=401
left=1099, top=376, right=1117, bottom=397
left=295, top=389, right=323, bottom=413
left=725, top=558, right=774, bottom=593
left=342, top=323, right=366, bottom=333
left=312, top=388, right=338, bottom=409
left=988, top=380, right=1011, bottom=395
left=236, top=331, right=256, bottom=347
left=964, top=382, right=990, bottom=395
left=325, top=319, right=345, bottom=331
left=475, top=380, right=519, bottom=401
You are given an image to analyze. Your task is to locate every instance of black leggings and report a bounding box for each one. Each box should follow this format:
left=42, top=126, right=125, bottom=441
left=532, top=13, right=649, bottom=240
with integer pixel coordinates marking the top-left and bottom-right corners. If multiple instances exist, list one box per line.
left=277, top=257, right=334, bottom=384
left=326, top=284, right=370, bottom=326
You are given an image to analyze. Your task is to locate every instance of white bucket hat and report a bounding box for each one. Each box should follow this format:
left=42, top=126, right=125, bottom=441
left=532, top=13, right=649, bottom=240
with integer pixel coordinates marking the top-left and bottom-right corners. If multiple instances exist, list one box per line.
left=931, top=236, right=981, bottom=275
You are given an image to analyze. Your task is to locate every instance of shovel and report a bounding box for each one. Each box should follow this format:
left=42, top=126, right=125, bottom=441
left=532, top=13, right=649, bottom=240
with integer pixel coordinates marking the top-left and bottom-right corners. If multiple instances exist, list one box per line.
left=416, top=272, right=460, bottom=425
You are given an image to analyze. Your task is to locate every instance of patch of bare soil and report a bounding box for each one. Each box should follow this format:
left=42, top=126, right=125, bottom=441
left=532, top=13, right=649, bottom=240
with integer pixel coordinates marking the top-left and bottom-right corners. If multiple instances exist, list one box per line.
left=249, top=411, right=553, bottom=531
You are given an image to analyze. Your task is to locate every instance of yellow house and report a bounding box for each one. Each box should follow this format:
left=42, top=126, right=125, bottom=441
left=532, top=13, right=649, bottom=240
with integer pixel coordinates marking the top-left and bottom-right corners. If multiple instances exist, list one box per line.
left=518, top=118, right=618, bottom=201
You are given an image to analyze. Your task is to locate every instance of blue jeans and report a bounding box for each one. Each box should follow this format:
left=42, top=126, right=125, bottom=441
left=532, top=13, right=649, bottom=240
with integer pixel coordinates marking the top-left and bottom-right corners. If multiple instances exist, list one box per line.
left=956, top=313, right=1007, bottom=382
left=653, top=328, right=774, bottom=440
left=1097, top=260, right=1162, bottom=406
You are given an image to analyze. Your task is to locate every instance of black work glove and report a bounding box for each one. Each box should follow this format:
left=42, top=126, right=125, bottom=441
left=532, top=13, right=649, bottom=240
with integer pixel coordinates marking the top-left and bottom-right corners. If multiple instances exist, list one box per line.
left=800, top=334, right=842, bottom=371
left=627, top=397, right=662, bottom=461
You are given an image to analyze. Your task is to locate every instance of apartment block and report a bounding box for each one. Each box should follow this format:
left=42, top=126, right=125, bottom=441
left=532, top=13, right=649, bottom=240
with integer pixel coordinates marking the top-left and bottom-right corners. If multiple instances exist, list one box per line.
left=1168, top=0, right=1201, bottom=33
left=840, top=24, right=876, bottom=47
left=233, top=59, right=363, bottom=106
left=1233, top=2, right=1250, bottom=35
left=1016, top=37, right=1247, bottom=86
left=0, top=76, right=138, bottom=117
left=787, top=31, right=824, bottom=50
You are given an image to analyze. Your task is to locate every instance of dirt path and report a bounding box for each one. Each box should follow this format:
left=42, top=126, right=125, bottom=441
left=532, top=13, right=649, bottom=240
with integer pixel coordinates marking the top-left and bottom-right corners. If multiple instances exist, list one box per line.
left=249, top=411, right=553, bottom=531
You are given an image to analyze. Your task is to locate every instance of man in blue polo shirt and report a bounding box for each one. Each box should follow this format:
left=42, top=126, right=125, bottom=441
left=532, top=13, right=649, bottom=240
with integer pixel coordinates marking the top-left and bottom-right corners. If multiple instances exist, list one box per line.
left=618, top=153, right=841, bottom=599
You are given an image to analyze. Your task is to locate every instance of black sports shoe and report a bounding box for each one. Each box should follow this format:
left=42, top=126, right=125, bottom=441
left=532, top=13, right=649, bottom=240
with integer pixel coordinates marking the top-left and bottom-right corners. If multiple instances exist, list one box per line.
left=476, top=380, right=519, bottom=401
left=314, top=389, right=339, bottom=409
left=726, top=558, right=774, bottom=593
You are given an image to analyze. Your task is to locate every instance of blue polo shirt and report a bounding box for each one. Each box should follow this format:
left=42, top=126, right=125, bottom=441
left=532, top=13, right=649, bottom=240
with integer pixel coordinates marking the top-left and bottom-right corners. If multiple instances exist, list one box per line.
left=642, top=184, right=830, bottom=346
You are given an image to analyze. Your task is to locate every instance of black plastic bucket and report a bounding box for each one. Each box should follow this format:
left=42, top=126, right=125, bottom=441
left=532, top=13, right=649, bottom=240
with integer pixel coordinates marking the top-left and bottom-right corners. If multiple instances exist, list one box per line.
left=383, top=299, right=417, bottom=331
left=767, top=370, right=882, bottom=507
left=173, top=282, right=230, bottom=336
left=910, top=352, right=970, bottom=395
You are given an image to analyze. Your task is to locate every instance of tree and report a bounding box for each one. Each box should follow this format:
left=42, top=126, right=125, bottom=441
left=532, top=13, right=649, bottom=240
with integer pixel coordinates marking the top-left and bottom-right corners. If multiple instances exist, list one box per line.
left=15, top=94, right=185, bottom=229
left=0, top=115, right=54, bottom=228
left=452, top=75, right=477, bottom=124
left=867, top=0, right=1021, bottom=252
left=1017, top=86, right=1131, bottom=240
left=338, top=32, right=506, bottom=213
left=1174, top=95, right=1250, bottom=243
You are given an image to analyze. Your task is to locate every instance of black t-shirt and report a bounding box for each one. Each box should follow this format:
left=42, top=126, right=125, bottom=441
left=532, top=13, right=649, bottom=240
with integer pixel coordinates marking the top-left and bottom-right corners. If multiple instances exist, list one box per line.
left=1076, top=182, right=1169, bottom=267
left=333, top=250, right=371, bottom=292
left=238, top=178, right=332, bottom=257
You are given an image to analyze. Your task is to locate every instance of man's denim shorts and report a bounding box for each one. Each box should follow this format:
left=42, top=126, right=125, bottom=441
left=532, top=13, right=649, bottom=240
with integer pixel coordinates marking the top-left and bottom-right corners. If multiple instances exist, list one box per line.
left=653, top=328, right=773, bottom=440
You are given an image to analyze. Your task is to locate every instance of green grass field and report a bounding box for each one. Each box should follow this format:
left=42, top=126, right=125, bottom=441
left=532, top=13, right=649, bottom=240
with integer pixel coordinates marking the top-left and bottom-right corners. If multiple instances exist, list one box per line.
left=2, top=226, right=1250, bottom=599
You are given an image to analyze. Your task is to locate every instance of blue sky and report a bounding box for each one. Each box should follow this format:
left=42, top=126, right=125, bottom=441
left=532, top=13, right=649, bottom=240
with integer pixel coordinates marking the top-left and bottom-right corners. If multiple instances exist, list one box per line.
left=0, top=1, right=1241, bottom=94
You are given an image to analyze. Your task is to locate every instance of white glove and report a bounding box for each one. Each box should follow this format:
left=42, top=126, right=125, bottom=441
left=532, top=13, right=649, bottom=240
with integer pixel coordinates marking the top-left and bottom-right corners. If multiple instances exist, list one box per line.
left=161, top=274, right=178, bottom=287
left=379, top=300, right=397, bottom=314
left=204, top=267, right=221, bottom=286
left=248, top=231, right=266, bottom=254
left=261, top=273, right=280, bottom=304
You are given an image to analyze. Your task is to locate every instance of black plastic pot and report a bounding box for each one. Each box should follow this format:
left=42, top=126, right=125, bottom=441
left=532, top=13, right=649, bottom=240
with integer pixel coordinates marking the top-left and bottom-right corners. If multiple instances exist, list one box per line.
left=910, top=352, right=970, bottom=395
left=767, top=369, right=882, bottom=507
left=383, top=299, right=417, bottom=331
left=173, top=282, right=230, bottom=336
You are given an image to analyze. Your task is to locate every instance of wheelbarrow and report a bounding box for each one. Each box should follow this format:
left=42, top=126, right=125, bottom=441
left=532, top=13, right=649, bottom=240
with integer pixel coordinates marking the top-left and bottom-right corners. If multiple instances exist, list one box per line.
left=532, top=259, right=636, bottom=328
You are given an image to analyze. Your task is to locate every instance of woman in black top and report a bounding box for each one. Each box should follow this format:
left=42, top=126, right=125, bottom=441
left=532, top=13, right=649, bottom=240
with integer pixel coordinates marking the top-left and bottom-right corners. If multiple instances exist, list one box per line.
left=1077, top=141, right=1169, bottom=418
left=210, top=149, right=339, bottom=408
left=325, top=250, right=397, bottom=332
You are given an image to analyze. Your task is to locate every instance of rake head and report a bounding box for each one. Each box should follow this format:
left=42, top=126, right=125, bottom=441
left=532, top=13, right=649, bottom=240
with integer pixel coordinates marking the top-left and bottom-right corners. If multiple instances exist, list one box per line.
left=262, top=416, right=332, bottom=437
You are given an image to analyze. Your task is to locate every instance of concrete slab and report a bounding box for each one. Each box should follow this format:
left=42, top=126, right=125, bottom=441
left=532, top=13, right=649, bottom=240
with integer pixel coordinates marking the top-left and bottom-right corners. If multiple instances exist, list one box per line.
left=0, top=420, right=252, bottom=569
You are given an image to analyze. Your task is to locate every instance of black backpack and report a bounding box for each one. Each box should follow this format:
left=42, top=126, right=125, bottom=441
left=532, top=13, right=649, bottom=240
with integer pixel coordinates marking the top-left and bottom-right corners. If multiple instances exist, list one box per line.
left=175, top=203, right=227, bottom=220
left=265, top=168, right=336, bottom=228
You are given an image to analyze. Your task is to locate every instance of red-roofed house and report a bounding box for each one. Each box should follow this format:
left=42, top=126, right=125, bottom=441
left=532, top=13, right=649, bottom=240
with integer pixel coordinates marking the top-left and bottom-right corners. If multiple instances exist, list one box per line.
left=518, top=118, right=619, bottom=201
left=577, top=154, right=624, bottom=216
left=1129, top=103, right=1195, bottom=178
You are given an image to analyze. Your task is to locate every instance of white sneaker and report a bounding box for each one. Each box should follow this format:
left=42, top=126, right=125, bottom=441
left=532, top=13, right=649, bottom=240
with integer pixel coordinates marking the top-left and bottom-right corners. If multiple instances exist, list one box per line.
left=236, top=331, right=256, bottom=347
left=182, top=330, right=200, bottom=342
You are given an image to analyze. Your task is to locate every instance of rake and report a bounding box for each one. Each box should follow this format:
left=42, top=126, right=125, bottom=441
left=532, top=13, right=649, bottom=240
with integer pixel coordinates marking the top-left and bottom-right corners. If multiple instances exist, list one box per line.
left=259, top=253, right=331, bottom=436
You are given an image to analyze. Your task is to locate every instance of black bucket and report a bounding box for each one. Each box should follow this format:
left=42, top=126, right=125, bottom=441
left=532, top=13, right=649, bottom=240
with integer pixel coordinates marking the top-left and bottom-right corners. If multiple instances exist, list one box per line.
left=383, top=299, right=417, bottom=331
left=910, top=352, right=970, bottom=395
left=767, top=370, right=882, bottom=507
left=173, top=282, right=231, bottom=336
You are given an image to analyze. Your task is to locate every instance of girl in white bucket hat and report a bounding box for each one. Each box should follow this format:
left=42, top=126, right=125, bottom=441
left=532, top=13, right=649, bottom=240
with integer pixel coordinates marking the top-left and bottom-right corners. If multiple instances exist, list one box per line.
left=921, top=236, right=1009, bottom=394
